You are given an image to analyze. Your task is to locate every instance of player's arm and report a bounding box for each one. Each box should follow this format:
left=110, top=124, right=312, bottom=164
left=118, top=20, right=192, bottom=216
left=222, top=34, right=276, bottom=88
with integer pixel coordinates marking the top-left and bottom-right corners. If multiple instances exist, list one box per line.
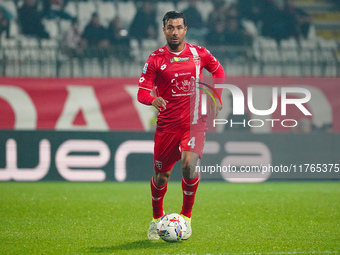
left=137, top=58, right=168, bottom=111
left=211, top=65, right=224, bottom=116
left=202, top=48, right=225, bottom=117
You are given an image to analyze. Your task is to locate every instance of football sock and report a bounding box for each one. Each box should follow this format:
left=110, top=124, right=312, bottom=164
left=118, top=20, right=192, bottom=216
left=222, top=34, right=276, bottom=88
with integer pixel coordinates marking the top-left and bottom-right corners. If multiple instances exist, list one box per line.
left=180, top=175, right=199, bottom=218
left=150, top=176, right=167, bottom=219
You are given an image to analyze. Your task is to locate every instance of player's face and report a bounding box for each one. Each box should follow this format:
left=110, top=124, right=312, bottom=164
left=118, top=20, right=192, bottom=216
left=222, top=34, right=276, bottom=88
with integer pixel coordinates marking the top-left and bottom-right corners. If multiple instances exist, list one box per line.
left=163, top=18, right=187, bottom=51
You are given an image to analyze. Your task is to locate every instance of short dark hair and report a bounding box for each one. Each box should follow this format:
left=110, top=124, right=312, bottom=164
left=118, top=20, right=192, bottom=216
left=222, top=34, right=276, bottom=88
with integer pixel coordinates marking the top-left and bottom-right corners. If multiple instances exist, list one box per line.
left=162, top=11, right=186, bottom=27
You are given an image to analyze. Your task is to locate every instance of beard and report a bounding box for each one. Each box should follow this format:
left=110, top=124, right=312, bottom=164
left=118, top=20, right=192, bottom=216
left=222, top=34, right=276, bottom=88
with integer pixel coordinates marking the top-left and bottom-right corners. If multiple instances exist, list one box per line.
left=168, top=38, right=181, bottom=51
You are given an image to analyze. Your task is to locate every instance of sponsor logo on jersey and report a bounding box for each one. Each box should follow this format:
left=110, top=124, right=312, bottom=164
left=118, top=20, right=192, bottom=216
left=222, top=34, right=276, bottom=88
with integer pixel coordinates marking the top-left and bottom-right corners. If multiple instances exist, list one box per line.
left=178, top=72, right=191, bottom=76
left=170, top=56, right=190, bottom=63
left=142, top=63, right=148, bottom=74
left=139, top=77, right=145, bottom=83
left=174, top=72, right=191, bottom=77
left=160, top=64, right=167, bottom=70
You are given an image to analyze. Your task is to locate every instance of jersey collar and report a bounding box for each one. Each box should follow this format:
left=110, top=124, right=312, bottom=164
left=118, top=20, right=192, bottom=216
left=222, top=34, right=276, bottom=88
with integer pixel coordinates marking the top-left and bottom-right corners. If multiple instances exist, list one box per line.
left=166, top=43, right=187, bottom=55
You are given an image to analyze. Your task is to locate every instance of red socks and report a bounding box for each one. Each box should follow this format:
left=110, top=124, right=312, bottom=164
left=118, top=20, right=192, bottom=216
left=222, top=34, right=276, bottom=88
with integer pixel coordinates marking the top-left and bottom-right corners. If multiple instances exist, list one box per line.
left=180, top=175, right=199, bottom=218
left=150, top=176, right=167, bottom=219
left=151, top=175, right=199, bottom=219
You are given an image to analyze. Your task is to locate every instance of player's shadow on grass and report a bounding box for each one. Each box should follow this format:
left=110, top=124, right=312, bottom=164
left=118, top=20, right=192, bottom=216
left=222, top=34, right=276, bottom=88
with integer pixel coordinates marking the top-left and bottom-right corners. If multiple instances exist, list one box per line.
left=88, top=239, right=181, bottom=253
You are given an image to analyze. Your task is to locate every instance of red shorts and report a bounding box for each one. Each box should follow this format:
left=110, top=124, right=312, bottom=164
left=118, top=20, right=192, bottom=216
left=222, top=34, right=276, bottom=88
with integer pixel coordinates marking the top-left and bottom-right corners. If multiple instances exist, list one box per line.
left=153, top=128, right=206, bottom=173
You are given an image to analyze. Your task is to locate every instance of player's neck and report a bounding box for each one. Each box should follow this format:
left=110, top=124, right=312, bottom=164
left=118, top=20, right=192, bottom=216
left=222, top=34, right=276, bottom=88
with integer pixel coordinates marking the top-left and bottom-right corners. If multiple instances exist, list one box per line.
left=166, top=42, right=186, bottom=53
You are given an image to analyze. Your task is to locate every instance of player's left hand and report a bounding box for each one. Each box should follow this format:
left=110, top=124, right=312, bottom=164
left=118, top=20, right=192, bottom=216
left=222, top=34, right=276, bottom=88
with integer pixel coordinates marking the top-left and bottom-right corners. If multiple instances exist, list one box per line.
left=210, top=99, right=222, bottom=118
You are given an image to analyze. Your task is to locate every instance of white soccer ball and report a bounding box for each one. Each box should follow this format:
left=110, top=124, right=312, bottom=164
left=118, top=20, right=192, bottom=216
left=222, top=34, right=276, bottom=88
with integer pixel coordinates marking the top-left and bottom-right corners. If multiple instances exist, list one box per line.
left=157, top=213, right=187, bottom=242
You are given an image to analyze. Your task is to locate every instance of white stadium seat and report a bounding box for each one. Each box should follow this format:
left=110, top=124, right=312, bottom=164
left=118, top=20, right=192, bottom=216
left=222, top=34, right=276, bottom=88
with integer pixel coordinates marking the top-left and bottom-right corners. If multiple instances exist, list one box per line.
left=64, top=1, right=77, bottom=17
left=196, top=1, right=213, bottom=23
left=78, top=1, right=96, bottom=25
left=97, top=1, right=116, bottom=26
left=42, top=19, right=59, bottom=39
left=1, top=0, right=17, bottom=19
left=117, top=1, right=136, bottom=28
left=176, top=1, right=189, bottom=12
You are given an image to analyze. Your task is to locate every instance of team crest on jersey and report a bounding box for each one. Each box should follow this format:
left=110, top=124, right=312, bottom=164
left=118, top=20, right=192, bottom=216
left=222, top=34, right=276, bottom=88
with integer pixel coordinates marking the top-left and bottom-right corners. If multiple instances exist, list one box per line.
left=155, top=160, right=162, bottom=170
left=170, top=56, right=190, bottom=63
left=193, top=56, right=200, bottom=66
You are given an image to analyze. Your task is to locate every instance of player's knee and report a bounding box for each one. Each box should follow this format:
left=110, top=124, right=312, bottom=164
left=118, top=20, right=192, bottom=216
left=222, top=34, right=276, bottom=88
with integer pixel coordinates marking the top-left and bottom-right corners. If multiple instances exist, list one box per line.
left=154, top=172, right=170, bottom=186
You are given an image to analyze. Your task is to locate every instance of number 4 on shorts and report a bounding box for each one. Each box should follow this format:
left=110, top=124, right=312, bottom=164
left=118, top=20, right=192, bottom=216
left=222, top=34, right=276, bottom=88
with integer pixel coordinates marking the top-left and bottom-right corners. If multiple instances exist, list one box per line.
left=188, top=137, right=196, bottom=149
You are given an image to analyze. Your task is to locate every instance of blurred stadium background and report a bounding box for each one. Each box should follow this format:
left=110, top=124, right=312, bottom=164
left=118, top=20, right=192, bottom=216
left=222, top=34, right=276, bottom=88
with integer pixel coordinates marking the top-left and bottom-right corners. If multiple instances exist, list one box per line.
left=0, top=0, right=339, bottom=181
left=0, top=0, right=339, bottom=77
left=0, top=1, right=339, bottom=254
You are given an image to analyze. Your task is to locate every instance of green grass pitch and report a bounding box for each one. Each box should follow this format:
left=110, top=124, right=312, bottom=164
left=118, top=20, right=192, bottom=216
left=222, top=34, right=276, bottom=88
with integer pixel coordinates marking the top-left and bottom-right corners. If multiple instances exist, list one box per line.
left=0, top=182, right=339, bottom=255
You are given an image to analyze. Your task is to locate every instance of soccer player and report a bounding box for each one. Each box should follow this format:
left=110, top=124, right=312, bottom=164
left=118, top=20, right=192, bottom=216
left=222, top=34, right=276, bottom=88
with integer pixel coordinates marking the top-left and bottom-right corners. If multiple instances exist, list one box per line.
left=137, top=11, right=225, bottom=240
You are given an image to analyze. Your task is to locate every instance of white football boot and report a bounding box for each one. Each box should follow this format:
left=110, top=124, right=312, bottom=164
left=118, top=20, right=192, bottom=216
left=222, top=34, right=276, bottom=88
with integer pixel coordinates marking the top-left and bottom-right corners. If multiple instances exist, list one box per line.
left=147, top=220, right=160, bottom=240
left=181, top=215, right=192, bottom=240
left=148, top=211, right=165, bottom=240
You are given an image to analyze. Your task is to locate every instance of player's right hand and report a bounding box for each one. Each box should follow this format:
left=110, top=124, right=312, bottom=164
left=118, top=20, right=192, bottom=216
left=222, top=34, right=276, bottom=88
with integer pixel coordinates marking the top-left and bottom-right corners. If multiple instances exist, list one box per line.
left=152, top=97, right=168, bottom=111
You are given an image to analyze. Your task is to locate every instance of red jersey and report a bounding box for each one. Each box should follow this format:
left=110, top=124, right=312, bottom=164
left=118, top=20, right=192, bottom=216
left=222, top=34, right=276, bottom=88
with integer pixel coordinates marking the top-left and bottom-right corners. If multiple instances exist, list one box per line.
left=138, top=43, right=222, bottom=133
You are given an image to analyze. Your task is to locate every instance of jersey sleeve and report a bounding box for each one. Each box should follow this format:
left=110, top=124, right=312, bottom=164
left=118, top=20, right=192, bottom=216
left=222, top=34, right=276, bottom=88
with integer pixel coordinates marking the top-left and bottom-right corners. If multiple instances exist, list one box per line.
left=201, top=47, right=225, bottom=98
left=137, top=54, right=158, bottom=105
left=138, top=55, right=157, bottom=92
left=201, top=47, right=223, bottom=77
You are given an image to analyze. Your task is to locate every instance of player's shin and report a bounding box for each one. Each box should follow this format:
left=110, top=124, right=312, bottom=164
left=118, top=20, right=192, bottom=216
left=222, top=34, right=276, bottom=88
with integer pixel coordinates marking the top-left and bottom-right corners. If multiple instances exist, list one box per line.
left=150, top=176, right=167, bottom=220
left=180, top=175, right=199, bottom=218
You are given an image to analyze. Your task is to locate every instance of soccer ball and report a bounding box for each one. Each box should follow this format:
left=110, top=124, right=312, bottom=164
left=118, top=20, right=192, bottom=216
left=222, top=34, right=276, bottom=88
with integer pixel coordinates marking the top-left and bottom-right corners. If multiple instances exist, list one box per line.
left=157, top=213, right=187, bottom=242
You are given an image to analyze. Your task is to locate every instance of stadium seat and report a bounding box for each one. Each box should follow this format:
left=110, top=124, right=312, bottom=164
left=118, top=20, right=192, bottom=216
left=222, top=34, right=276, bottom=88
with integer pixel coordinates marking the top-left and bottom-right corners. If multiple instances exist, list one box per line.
left=242, top=20, right=258, bottom=37
left=156, top=2, right=176, bottom=42
left=42, top=19, right=59, bottom=39
left=41, top=38, right=58, bottom=49
left=141, top=39, right=159, bottom=61
left=299, top=39, right=318, bottom=76
left=280, top=38, right=300, bottom=76
left=64, top=1, right=77, bottom=18
left=40, top=39, right=58, bottom=76
left=196, top=1, right=213, bottom=23
left=117, top=1, right=136, bottom=28
left=176, top=1, right=189, bottom=12
left=9, top=21, right=20, bottom=38
left=254, top=37, right=280, bottom=62
left=19, top=37, right=39, bottom=59
left=130, top=38, right=141, bottom=62
left=1, top=0, right=18, bottom=19
left=2, top=38, right=20, bottom=76
left=280, top=38, right=298, bottom=57
left=1, top=38, right=17, bottom=47
left=78, top=1, right=96, bottom=26
left=156, top=2, right=176, bottom=18
left=83, top=58, right=102, bottom=77
left=318, top=38, right=337, bottom=50
left=17, top=36, right=40, bottom=76
left=97, top=1, right=116, bottom=26
left=225, top=0, right=238, bottom=7
left=318, top=39, right=337, bottom=76
left=253, top=37, right=282, bottom=76
left=59, top=19, right=72, bottom=35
